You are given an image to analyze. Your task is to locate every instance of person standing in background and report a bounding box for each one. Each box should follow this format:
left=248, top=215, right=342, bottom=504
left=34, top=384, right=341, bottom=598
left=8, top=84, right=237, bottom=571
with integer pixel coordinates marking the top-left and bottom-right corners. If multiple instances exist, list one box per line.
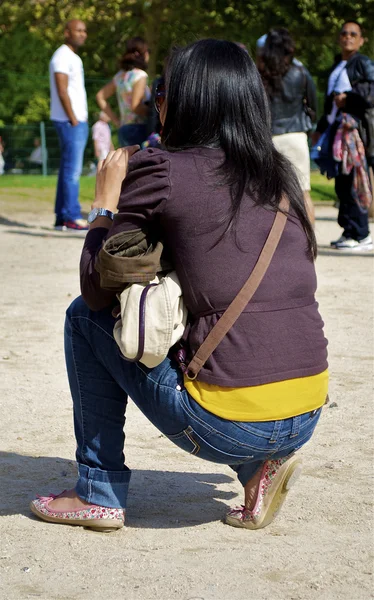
left=314, top=21, right=374, bottom=251
left=50, top=20, right=89, bottom=231
left=92, top=112, right=114, bottom=162
left=258, top=29, right=317, bottom=226
left=96, top=37, right=150, bottom=147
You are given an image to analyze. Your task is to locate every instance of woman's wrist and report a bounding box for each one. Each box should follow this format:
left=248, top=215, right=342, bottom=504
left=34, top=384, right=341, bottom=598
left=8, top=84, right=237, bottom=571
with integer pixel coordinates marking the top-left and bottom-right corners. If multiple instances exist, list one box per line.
left=88, top=216, right=113, bottom=230
left=91, top=198, right=117, bottom=212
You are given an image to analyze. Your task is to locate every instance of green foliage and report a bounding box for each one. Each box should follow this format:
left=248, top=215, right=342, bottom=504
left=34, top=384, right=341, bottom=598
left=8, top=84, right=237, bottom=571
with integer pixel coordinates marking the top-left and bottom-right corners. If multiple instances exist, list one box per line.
left=14, top=94, right=50, bottom=125
left=0, top=0, right=373, bottom=124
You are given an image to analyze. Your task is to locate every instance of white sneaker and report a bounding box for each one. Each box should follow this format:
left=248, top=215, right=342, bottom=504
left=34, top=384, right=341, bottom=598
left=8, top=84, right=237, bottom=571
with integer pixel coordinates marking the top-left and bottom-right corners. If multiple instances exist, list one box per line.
left=335, top=235, right=373, bottom=251
left=330, top=235, right=347, bottom=247
left=357, top=235, right=373, bottom=250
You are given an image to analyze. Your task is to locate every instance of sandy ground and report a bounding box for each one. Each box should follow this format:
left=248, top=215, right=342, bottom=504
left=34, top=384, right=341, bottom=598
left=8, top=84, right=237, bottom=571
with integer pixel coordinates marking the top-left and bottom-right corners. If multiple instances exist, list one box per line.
left=0, top=195, right=373, bottom=600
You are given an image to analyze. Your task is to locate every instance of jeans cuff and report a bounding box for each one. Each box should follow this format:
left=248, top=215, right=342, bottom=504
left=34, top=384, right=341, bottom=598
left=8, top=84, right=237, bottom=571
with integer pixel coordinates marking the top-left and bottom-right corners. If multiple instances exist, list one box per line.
left=231, top=460, right=263, bottom=487
left=75, top=463, right=131, bottom=509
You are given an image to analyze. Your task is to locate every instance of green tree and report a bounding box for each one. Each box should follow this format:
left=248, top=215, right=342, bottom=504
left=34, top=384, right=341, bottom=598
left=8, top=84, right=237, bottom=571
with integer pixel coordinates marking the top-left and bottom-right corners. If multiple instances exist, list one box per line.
left=0, top=0, right=373, bottom=123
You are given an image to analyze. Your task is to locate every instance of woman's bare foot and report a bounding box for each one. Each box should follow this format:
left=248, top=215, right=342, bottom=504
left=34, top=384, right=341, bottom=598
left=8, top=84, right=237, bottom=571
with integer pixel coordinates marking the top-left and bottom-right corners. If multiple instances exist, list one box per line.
left=49, top=488, right=93, bottom=511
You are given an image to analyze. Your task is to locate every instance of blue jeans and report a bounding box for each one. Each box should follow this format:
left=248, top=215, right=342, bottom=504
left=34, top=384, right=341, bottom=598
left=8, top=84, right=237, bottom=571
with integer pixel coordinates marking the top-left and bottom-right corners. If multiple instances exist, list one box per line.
left=53, top=120, right=89, bottom=222
left=65, top=296, right=322, bottom=509
left=118, top=123, right=147, bottom=147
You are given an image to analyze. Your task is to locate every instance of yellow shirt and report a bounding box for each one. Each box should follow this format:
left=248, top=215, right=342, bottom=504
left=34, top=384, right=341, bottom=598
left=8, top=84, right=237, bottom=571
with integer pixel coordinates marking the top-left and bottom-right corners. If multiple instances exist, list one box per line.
left=184, top=370, right=329, bottom=422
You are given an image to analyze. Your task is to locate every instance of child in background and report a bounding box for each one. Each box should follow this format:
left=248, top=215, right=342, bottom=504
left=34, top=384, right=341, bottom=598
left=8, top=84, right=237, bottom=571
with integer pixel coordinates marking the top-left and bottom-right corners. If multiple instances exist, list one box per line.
left=92, top=112, right=114, bottom=161
left=0, top=137, right=5, bottom=175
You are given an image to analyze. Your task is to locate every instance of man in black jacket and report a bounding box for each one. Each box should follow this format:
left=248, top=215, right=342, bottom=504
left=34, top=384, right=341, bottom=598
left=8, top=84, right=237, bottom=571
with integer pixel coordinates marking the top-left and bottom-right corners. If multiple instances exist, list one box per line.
left=315, top=20, right=374, bottom=250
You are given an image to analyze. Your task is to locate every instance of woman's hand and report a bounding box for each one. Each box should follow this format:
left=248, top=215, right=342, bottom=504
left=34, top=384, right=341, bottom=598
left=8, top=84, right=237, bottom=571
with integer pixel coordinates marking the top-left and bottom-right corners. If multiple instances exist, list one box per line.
left=92, top=146, right=140, bottom=212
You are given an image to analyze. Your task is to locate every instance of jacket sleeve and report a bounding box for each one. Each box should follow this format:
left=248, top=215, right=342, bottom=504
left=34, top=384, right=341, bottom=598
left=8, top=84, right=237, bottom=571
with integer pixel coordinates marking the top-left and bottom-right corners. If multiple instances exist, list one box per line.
left=80, top=228, right=116, bottom=311
left=80, top=148, right=171, bottom=311
left=109, top=148, right=171, bottom=235
left=304, top=67, right=317, bottom=120
left=345, top=56, right=374, bottom=119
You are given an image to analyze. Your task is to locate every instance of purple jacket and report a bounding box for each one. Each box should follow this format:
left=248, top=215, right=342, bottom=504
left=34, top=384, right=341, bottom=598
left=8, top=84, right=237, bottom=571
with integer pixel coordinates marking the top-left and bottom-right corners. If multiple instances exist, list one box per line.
left=81, top=147, right=328, bottom=386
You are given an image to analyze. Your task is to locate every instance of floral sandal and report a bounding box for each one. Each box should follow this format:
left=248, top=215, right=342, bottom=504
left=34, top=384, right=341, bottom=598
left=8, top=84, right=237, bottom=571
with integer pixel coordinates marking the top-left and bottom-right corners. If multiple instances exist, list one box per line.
left=225, top=455, right=303, bottom=530
left=30, top=492, right=125, bottom=532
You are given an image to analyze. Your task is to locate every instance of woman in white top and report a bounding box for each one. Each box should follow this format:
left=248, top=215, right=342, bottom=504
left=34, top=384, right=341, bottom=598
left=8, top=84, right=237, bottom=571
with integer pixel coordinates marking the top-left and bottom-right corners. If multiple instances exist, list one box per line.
left=96, top=37, right=150, bottom=147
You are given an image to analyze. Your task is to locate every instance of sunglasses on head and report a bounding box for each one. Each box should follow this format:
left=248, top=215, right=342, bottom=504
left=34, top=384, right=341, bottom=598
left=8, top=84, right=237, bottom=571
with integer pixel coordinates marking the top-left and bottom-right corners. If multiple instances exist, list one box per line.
left=155, top=79, right=166, bottom=113
left=340, top=30, right=359, bottom=38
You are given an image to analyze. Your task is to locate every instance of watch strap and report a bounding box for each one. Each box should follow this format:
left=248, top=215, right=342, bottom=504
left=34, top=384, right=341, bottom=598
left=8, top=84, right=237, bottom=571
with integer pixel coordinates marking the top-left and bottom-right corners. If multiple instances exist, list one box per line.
left=88, top=207, right=114, bottom=223
left=97, top=208, right=114, bottom=220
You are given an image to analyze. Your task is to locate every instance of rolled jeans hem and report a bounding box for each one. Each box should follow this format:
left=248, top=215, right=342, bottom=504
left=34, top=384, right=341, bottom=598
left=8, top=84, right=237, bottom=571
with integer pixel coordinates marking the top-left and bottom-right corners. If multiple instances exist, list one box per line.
left=75, top=463, right=131, bottom=509
left=231, top=461, right=264, bottom=487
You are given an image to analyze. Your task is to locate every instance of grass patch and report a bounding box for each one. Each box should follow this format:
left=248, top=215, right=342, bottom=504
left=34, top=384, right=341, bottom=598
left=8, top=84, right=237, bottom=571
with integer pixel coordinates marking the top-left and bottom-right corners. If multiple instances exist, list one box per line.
left=0, top=171, right=336, bottom=208
left=0, top=175, right=95, bottom=212
left=0, top=174, right=95, bottom=192
left=309, top=172, right=335, bottom=202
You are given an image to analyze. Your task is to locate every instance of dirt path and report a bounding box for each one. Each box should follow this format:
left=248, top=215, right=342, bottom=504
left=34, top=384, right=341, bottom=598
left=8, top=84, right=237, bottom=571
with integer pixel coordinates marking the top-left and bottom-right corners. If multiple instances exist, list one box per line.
left=0, top=199, right=373, bottom=600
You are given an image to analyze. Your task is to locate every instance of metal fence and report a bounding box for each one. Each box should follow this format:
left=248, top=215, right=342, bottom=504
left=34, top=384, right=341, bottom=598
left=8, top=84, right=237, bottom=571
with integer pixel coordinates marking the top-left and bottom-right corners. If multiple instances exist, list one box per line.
left=0, top=121, right=111, bottom=176
left=1, top=120, right=320, bottom=177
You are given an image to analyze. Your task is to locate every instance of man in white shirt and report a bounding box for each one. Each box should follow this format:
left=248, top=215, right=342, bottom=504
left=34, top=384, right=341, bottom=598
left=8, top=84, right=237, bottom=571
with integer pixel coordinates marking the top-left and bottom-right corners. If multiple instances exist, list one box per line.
left=50, top=20, right=89, bottom=231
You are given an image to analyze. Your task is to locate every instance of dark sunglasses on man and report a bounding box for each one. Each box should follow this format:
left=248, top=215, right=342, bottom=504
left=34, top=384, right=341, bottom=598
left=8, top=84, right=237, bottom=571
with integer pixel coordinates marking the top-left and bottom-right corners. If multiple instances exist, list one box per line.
left=155, top=79, right=166, bottom=114
left=340, top=30, right=359, bottom=38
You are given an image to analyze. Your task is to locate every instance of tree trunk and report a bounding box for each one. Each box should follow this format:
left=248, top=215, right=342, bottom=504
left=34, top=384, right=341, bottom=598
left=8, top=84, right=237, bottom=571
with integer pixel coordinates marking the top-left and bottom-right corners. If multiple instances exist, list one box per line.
left=142, top=0, right=165, bottom=80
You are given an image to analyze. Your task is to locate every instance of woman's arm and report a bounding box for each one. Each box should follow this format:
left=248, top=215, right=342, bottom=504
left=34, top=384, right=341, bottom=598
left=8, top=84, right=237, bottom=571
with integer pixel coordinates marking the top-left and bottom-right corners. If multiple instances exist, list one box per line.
left=96, top=81, right=121, bottom=127
left=131, top=77, right=149, bottom=117
left=55, top=73, right=79, bottom=126
left=93, top=139, right=101, bottom=160
left=80, top=147, right=139, bottom=310
left=80, top=147, right=170, bottom=310
left=304, top=68, right=317, bottom=120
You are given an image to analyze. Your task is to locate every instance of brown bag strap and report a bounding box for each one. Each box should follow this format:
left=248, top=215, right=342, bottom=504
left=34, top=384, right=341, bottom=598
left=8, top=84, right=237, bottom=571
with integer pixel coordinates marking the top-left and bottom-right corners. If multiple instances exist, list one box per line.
left=185, top=196, right=290, bottom=379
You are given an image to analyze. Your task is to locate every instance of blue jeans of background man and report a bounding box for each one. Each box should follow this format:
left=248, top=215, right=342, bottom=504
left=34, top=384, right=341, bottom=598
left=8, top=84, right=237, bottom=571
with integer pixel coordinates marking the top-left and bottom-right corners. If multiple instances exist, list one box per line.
left=53, top=120, right=89, bottom=223
left=118, top=123, right=147, bottom=147
left=64, top=296, right=322, bottom=510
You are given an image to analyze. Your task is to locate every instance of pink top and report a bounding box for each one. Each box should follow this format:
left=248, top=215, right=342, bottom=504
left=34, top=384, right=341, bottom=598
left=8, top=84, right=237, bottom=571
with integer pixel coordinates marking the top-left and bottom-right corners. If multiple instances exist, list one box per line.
left=92, top=120, right=112, bottom=160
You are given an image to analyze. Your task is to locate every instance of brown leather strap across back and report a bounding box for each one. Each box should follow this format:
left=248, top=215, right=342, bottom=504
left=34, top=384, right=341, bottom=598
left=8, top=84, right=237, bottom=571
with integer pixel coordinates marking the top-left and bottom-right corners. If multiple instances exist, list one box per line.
left=185, top=196, right=290, bottom=379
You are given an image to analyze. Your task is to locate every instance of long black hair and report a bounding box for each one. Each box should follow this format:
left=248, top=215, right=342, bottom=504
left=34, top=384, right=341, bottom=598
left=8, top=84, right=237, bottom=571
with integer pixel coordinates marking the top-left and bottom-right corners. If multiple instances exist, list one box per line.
left=258, top=28, right=295, bottom=98
left=162, top=38, right=316, bottom=258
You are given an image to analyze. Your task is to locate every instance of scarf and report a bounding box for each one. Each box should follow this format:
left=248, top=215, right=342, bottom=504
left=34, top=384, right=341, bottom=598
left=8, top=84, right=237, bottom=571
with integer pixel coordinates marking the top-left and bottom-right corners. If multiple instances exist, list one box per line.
left=333, top=113, right=372, bottom=210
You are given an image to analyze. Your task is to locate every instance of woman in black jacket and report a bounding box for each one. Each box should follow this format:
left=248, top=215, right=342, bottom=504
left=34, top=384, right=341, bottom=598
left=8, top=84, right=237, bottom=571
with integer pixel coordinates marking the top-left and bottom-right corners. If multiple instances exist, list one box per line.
left=315, top=20, right=374, bottom=251
left=258, top=28, right=317, bottom=225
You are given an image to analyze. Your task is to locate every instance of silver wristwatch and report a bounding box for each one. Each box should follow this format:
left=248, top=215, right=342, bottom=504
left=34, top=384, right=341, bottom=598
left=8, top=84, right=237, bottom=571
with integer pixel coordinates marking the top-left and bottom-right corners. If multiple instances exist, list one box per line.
left=87, top=207, right=115, bottom=223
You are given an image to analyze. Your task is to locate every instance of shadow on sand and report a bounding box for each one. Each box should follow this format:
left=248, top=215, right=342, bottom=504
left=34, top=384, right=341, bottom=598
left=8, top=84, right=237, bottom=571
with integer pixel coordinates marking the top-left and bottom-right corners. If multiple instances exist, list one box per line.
left=317, top=243, right=374, bottom=257
left=0, top=452, right=237, bottom=529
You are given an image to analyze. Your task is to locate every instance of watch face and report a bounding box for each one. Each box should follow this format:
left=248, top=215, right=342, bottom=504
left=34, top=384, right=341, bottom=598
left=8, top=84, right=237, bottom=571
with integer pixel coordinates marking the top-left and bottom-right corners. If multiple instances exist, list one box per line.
left=87, top=208, right=99, bottom=223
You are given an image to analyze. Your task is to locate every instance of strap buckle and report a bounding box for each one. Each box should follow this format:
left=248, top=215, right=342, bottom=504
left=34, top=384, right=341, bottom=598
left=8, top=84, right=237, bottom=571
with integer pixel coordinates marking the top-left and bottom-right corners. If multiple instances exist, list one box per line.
left=185, top=371, right=198, bottom=380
